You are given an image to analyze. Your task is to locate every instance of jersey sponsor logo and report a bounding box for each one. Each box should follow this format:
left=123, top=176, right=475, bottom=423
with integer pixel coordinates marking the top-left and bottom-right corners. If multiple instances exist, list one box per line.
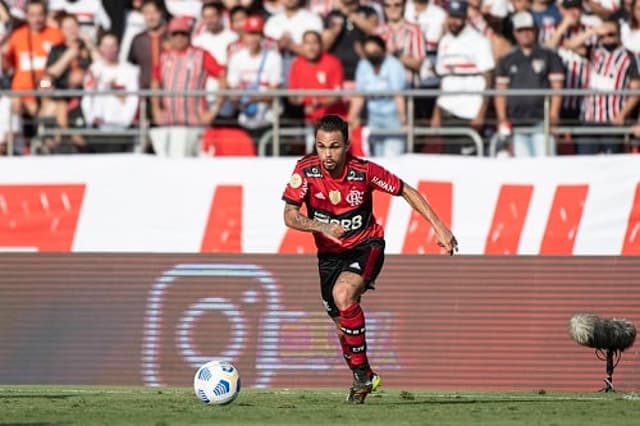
left=300, top=179, right=308, bottom=199
left=345, top=189, right=364, bottom=207
left=329, top=190, right=341, bottom=205
left=313, top=211, right=363, bottom=232
left=289, top=173, right=302, bottom=188
left=303, top=166, right=323, bottom=178
left=346, top=169, right=365, bottom=181
left=371, top=176, right=396, bottom=193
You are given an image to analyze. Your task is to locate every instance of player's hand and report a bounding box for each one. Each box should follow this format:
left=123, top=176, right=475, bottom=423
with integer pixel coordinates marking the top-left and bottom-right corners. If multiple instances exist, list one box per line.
left=322, top=222, right=346, bottom=245
left=435, top=227, right=458, bottom=256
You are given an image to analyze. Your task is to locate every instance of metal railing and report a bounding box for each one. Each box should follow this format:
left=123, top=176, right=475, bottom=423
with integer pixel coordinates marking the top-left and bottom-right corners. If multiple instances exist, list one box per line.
left=488, top=125, right=637, bottom=157
left=1, top=87, right=639, bottom=156
left=258, top=126, right=485, bottom=157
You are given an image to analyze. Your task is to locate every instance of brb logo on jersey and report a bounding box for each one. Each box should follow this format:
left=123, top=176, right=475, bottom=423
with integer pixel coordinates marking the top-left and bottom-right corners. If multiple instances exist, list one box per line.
left=345, top=189, right=364, bottom=207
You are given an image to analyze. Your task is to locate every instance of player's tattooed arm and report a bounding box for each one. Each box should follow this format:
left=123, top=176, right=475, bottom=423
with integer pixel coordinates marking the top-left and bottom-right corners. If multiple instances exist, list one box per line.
left=283, top=203, right=344, bottom=244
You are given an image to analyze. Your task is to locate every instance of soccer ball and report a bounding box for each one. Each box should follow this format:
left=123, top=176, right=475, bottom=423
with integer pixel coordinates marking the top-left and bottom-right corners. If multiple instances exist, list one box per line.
left=193, top=360, right=241, bottom=405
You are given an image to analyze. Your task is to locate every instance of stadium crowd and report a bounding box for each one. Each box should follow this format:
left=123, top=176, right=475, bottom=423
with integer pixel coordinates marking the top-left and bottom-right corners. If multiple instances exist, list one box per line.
left=0, top=0, right=639, bottom=156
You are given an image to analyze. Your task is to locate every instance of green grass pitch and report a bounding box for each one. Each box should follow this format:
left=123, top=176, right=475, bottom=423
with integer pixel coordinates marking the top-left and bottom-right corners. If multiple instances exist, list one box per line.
left=1, top=386, right=638, bottom=426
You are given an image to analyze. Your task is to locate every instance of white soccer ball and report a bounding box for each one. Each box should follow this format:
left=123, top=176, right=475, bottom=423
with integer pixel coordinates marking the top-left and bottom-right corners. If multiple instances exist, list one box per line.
left=193, top=360, right=241, bottom=405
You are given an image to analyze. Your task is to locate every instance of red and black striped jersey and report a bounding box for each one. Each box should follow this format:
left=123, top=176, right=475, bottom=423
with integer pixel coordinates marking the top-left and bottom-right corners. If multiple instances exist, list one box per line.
left=282, top=154, right=403, bottom=254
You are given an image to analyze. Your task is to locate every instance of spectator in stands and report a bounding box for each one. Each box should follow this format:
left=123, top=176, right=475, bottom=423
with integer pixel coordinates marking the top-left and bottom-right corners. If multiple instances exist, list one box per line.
left=2, top=0, right=64, bottom=153
left=531, top=0, right=562, bottom=45
left=263, top=0, right=284, bottom=17
left=621, top=0, right=640, bottom=55
left=81, top=32, right=140, bottom=152
left=404, top=0, right=446, bottom=119
left=585, top=0, right=620, bottom=20
left=577, top=18, right=640, bottom=154
left=431, top=0, right=494, bottom=155
left=127, top=0, right=169, bottom=94
left=226, top=15, right=282, bottom=144
left=150, top=16, right=225, bottom=157
left=347, top=34, right=407, bottom=156
left=45, top=13, right=99, bottom=153
left=404, top=0, right=446, bottom=56
left=229, top=4, right=249, bottom=34
left=546, top=0, right=591, bottom=126
left=494, top=11, right=564, bottom=157
left=482, top=0, right=510, bottom=25
left=546, top=0, right=594, bottom=48
left=228, top=4, right=282, bottom=56
left=2, top=0, right=28, bottom=22
left=288, top=30, right=346, bottom=124
left=502, top=0, right=533, bottom=45
left=119, top=0, right=147, bottom=64
left=466, top=0, right=512, bottom=60
left=322, top=0, right=378, bottom=82
left=193, top=1, right=239, bottom=122
left=376, top=0, right=425, bottom=87
left=0, top=1, right=14, bottom=155
left=0, top=1, right=10, bottom=37
left=264, top=0, right=323, bottom=83
left=49, top=0, right=112, bottom=43
left=193, top=2, right=238, bottom=66
left=165, top=0, right=204, bottom=20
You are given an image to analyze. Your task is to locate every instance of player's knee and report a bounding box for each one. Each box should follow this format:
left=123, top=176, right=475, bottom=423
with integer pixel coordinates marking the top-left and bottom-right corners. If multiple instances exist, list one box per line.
left=332, top=284, right=357, bottom=311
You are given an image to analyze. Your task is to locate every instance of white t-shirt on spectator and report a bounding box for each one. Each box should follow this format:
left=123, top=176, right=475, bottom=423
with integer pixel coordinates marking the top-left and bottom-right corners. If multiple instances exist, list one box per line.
left=165, top=0, right=203, bottom=20
left=482, top=0, right=509, bottom=18
left=621, top=22, right=640, bottom=55
left=193, top=29, right=239, bottom=111
left=193, top=29, right=238, bottom=66
left=49, top=0, right=111, bottom=42
left=227, top=47, right=283, bottom=129
left=81, top=59, right=140, bottom=128
left=404, top=1, right=446, bottom=53
left=435, top=25, right=494, bottom=120
left=264, top=9, right=324, bottom=44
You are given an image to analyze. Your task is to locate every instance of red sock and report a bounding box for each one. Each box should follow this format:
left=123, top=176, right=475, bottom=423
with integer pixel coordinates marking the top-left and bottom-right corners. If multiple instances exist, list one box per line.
left=338, top=334, right=354, bottom=369
left=339, top=302, right=369, bottom=368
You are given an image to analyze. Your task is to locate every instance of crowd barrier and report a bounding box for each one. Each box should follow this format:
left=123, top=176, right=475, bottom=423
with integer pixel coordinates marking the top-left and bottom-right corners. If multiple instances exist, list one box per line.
left=0, top=254, right=638, bottom=391
left=0, top=155, right=639, bottom=254
left=2, top=88, right=640, bottom=156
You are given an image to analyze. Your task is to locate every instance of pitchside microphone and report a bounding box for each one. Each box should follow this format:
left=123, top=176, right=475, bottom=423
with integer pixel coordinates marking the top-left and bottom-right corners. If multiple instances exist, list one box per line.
left=569, top=313, right=637, bottom=392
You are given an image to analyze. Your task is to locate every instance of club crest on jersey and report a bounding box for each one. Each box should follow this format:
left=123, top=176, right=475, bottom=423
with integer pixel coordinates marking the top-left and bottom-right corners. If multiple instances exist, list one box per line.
left=329, top=190, right=341, bottom=205
left=532, top=59, right=545, bottom=74
left=289, top=173, right=302, bottom=188
left=346, top=189, right=364, bottom=207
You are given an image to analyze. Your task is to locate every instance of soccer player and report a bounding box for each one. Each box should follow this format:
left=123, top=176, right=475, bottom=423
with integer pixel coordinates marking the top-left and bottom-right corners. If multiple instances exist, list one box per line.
left=281, top=115, right=457, bottom=403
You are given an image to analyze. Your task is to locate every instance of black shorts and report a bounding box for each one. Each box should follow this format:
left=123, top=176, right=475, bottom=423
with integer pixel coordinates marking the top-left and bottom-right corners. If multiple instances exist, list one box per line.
left=317, top=238, right=385, bottom=318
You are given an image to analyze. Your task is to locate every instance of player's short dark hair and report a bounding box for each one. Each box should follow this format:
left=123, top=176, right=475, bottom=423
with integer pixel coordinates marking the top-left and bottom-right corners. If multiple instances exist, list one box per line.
left=314, top=115, right=349, bottom=144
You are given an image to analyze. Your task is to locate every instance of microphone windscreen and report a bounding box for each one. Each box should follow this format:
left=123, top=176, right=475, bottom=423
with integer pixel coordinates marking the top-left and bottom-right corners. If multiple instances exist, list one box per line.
left=569, top=313, right=637, bottom=351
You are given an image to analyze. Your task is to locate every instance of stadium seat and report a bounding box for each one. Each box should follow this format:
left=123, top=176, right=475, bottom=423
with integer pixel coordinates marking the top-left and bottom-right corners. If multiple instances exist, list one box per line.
left=202, top=127, right=256, bottom=156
